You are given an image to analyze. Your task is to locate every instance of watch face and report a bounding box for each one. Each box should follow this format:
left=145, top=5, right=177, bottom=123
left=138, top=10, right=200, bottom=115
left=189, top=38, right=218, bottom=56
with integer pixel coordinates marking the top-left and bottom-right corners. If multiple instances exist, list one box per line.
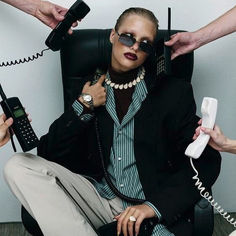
left=83, top=94, right=92, bottom=102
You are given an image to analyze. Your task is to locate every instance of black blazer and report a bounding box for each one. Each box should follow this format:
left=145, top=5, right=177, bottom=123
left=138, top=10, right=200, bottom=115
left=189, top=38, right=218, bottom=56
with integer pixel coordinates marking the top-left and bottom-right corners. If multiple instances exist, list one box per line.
left=37, top=68, right=221, bottom=236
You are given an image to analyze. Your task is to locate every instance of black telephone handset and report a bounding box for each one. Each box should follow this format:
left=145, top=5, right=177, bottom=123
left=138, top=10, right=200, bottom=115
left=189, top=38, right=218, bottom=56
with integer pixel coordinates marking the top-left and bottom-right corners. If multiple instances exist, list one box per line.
left=0, top=84, right=39, bottom=152
left=45, top=0, right=90, bottom=51
left=0, top=0, right=90, bottom=67
left=156, top=8, right=172, bottom=78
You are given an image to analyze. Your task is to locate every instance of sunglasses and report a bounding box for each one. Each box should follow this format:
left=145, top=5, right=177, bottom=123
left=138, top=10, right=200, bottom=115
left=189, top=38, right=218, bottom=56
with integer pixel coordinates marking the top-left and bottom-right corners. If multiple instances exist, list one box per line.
left=116, top=31, right=154, bottom=54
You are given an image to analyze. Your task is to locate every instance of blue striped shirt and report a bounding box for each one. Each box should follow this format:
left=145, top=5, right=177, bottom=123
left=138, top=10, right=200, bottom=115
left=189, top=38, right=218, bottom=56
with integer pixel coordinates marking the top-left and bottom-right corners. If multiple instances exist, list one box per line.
left=73, top=80, right=174, bottom=236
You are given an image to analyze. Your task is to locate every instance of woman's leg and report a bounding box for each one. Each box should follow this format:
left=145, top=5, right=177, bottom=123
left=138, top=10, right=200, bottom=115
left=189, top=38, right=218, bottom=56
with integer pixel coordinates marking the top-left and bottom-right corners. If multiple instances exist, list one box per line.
left=4, top=153, right=123, bottom=236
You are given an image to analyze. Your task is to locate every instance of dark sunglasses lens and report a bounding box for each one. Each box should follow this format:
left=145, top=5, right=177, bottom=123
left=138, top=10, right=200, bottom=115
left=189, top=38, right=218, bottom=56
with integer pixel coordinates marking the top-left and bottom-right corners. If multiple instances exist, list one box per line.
left=118, top=34, right=135, bottom=47
left=139, top=42, right=153, bottom=54
left=118, top=33, right=153, bottom=54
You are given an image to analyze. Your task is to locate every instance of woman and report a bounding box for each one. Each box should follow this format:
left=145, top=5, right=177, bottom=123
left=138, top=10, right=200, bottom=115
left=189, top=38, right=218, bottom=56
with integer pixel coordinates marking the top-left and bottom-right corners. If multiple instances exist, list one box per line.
left=4, top=7, right=220, bottom=236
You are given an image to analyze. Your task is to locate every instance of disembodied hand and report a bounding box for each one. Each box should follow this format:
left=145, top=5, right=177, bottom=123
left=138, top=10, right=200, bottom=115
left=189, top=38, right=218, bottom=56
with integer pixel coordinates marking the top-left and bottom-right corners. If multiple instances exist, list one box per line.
left=0, top=114, right=13, bottom=147
left=165, top=32, right=201, bottom=60
left=193, top=119, right=228, bottom=152
left=35, top=0, right=78, bottom=34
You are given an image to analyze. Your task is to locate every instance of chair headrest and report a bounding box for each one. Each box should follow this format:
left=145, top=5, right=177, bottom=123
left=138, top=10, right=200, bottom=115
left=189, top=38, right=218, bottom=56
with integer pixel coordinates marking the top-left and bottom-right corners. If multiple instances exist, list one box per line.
left=60, top=29, right=193, bottom=80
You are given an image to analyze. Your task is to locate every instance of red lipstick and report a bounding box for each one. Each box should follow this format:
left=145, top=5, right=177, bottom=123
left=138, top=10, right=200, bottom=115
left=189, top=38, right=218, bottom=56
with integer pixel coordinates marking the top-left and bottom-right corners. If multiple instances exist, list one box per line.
left=124, top=52, right=138, bottom=61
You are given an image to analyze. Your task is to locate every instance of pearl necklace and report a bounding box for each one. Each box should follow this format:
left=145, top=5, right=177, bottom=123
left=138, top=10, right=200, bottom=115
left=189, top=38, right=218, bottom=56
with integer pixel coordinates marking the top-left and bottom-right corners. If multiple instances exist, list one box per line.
left=105, top=66, right=145, bottom=90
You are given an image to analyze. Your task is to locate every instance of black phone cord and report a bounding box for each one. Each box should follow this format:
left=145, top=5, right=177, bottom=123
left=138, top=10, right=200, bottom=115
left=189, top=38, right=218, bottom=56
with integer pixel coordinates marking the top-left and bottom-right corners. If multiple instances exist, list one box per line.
left=94, top=117, right=145, bottom=204
left=0, top=48, right=50, bottom=67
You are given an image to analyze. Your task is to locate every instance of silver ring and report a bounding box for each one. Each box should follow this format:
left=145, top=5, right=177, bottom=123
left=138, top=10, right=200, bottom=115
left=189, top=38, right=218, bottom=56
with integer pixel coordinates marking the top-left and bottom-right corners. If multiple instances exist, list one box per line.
left=129, top=216, right=136, bottom=222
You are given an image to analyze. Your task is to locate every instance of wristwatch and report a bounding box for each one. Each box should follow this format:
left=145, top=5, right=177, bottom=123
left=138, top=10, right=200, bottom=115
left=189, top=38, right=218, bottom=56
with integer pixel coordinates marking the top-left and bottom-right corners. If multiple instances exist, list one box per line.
left=80, top=93, right=94, bottom=110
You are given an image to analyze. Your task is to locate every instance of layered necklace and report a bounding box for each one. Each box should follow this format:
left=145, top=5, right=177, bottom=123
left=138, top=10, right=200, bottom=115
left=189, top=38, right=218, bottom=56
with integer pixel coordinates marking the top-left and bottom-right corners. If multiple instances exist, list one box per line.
left=105, top=66, right=145, bottom=90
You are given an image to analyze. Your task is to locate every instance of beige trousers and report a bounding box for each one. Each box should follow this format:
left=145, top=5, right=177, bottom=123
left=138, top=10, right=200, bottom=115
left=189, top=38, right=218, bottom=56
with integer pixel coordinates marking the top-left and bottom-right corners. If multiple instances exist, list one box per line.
left=4, top=153, right=123, bottom=236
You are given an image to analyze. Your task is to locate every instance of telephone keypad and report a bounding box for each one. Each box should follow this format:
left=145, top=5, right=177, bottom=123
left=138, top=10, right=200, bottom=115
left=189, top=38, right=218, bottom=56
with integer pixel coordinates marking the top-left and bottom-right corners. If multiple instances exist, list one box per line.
left=16, top=117, right=38, bottom=146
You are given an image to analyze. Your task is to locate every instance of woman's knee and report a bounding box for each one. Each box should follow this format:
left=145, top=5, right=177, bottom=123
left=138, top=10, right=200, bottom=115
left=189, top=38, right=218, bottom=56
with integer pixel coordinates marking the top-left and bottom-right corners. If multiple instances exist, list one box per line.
left=3, top=153, right=37, bottom=182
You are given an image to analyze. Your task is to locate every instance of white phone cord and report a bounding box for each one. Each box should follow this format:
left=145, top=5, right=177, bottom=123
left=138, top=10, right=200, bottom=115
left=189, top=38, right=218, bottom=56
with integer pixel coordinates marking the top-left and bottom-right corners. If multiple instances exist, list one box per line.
left=190, top=158, right=236, bottom=227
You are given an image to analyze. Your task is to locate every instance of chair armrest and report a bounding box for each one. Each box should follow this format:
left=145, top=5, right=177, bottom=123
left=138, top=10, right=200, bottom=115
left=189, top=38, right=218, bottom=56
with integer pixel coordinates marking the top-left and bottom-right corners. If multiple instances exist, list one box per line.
left=21, top=206, right=43, bottom=236
left=193, top=197, right=214, bottom=236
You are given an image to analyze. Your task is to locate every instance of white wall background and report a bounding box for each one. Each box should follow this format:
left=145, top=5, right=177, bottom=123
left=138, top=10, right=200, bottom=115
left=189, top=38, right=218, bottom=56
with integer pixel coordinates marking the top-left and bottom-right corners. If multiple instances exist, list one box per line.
left=0, top=0, right=235, bottom=222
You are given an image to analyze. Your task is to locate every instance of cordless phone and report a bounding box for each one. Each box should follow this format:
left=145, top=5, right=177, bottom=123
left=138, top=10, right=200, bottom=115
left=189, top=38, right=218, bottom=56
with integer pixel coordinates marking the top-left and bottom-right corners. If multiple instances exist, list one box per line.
left=45, top=0, right=90, bottom=51
left=156, top=7, right=171, bottom=78
left=0, top=84, right=39, bottom=152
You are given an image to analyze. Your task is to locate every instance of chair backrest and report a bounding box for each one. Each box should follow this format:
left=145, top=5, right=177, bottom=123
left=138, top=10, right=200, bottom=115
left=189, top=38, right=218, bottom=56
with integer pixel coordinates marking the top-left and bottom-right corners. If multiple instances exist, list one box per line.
left=60, top=29, right=194, bottom=110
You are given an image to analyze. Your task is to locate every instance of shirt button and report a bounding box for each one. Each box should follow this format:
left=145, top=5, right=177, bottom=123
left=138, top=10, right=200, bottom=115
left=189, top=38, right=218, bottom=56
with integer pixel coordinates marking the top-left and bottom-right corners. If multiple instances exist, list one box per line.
left=118, top=130, right=122, bottom=134
left=118, top=157, right=122, bottom=161
left=81, top=117, right=85, bottom=121
left=120, top=184, right=124, bottom=188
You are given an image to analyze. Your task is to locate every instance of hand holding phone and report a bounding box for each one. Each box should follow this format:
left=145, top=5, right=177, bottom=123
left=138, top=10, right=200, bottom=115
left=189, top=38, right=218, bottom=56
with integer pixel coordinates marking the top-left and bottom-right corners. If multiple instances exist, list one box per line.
left=45, top=0, right=90, bottom=51
left=185, top=97, right=218, bottom=159
left=0, top=84, right=39, bottom=152
left=0, top=114, right=13, bottom=147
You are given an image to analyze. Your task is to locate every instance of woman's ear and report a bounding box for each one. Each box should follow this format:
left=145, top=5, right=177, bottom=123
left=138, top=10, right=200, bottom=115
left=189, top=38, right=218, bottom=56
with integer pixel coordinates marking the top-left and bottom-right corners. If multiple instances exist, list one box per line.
left=109, top=29, right=116, bottom=44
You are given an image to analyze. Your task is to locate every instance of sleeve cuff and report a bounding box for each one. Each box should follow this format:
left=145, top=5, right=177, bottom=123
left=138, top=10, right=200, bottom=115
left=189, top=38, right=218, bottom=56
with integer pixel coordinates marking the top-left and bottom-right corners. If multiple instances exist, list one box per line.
left=72, top=100, right=94, bottom=122
left=144, top=201, right=162, bottom=221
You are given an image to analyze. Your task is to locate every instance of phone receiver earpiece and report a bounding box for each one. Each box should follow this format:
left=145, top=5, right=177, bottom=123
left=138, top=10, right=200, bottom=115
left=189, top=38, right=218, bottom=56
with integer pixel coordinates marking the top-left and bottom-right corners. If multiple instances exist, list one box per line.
left=229, top=230, right=236, bottom=236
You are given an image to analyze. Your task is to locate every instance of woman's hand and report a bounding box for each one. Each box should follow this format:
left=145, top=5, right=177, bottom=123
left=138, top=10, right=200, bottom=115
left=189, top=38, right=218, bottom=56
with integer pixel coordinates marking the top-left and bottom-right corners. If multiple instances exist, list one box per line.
left=79, top=75, right=107, bottom=108
left=114, top=204, right=156, bottom=236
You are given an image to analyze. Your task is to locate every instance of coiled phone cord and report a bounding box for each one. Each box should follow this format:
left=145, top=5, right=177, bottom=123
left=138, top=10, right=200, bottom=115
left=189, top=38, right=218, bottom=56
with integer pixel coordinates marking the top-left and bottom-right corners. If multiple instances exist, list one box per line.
left=190, top=157, right=236, bottom=228
left=94, top=117, right=145, bottom=204
left=0, top=48, right=49, bottom=67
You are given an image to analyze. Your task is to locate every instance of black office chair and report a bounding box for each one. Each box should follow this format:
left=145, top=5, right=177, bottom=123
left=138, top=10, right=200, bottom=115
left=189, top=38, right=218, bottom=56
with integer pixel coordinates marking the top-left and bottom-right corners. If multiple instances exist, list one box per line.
left=21, top=29, right=214, bottom=236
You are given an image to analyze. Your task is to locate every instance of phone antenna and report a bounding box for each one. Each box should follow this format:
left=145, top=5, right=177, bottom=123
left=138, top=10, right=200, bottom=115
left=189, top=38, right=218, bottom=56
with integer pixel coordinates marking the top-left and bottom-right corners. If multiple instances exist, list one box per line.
left=168, top=7, right=171, bottom=40
left=0, top=84, right=7, bottom=100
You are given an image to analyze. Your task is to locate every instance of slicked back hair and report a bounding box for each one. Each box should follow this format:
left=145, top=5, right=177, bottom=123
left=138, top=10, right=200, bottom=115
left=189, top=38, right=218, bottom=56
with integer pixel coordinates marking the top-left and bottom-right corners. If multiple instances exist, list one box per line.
left=114, top=7, right=159, bottom=35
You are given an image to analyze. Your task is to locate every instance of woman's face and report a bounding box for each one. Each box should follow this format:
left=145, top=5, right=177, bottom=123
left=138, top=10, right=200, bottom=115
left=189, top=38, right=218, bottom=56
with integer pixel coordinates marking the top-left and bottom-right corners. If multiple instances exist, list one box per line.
left=110, top=14, right=156, bottom=73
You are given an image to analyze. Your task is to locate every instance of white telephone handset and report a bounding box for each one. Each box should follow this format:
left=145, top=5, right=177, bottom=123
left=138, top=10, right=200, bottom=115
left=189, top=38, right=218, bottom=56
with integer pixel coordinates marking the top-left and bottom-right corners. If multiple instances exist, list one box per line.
left=230, top=230, right=236, bottom=236
left=185, top=97, right=236, bottom=236
left=185, top=97, right=217, bottom=159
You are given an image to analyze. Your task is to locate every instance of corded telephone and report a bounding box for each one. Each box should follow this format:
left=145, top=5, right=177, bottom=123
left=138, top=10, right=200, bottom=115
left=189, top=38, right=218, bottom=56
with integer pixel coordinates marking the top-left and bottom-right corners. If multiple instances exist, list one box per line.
left=1, top=2, right=235, bottom=235
left=185, top=97, right=236, bottom=236
left=0, top=0, right=90, bottom=151
left=0, top=84, right=39, bottom=152
left=45, top=0, right=90, bottom=51
left=0, top=0, right=90, bottom=67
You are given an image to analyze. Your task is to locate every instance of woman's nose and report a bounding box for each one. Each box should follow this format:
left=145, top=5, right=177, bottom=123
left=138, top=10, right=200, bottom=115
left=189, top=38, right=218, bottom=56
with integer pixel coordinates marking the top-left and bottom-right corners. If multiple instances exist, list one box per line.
left=131, top=41, right=139, bottom=52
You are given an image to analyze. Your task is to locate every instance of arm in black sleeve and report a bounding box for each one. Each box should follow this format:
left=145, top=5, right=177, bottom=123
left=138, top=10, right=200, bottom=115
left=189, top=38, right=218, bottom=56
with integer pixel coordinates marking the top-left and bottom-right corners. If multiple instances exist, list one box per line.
left=37, top=107, right=93, bottom=163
